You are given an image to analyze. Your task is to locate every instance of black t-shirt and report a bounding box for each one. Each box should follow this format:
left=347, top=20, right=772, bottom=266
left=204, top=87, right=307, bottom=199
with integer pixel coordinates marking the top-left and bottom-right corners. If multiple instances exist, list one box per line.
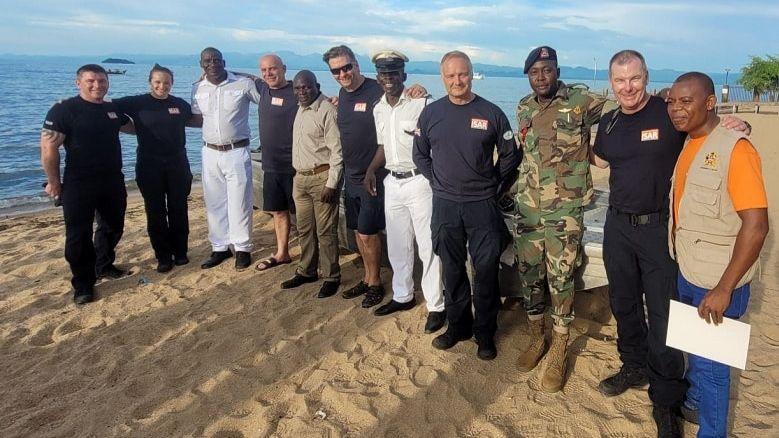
left=593, top=95, right=686, bottom=214
left=114, top=94, right=192, bottom=161
left=256, top=80, right=297, bottom=174
left=337, top=77, right=385, bottom=185
left=413, top=95, right=520, bottom=202
left=43, top=96, right=129, bottom=179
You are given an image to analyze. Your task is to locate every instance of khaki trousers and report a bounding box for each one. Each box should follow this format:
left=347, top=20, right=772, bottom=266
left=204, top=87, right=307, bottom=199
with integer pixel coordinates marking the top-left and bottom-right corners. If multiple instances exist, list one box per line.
left=292, top=172, right=340, bottom=281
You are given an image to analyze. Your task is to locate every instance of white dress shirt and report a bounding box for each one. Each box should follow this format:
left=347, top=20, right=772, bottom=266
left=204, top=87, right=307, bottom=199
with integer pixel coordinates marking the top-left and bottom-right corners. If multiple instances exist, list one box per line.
left=191, top=72, right=262, bottom=145
left=373, top=94, right=427, bottom=173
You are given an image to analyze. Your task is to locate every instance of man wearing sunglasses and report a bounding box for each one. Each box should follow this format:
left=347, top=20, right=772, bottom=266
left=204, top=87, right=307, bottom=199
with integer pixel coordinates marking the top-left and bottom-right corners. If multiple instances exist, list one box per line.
left=590, top=50, right=750, bottom=438
left=322, top=45, right=428, bottom=310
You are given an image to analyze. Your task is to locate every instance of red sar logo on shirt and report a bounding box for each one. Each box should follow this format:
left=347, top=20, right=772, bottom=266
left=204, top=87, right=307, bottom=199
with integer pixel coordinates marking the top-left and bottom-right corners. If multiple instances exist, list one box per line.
left=471, top=118, right=488, bottom=130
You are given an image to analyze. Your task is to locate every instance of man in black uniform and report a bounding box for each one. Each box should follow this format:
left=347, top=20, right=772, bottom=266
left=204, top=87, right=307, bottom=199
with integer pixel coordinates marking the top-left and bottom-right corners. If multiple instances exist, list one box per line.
left=414, top=51, right=520, bottom=360
left=253, top=53, right=298, bottom=272
left=322, top=45, right=388, bottom=308
left=591, top=50, right=750, bottom=437
left=41, top=64, right=132, bottom=304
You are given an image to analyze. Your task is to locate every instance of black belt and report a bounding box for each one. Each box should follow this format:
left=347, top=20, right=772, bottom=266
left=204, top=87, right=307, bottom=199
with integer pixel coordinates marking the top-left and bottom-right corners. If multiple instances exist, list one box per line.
left=389, top=168, right=421, bottom=179
left=205, top=138, right=250, bottom=151
left=608, top=206, right=667, bottom=226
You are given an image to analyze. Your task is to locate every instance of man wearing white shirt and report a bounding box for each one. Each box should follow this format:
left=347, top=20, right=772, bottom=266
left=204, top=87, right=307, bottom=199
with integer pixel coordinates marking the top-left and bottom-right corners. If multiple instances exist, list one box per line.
left=364, top=50, right=445, bottom=333
left=190, top=47, right=262, bottom=270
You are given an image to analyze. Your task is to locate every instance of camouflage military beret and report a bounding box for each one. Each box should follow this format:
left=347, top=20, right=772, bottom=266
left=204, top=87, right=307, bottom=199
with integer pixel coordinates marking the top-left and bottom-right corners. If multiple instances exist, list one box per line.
left=523, top=46, right=557, bottom=74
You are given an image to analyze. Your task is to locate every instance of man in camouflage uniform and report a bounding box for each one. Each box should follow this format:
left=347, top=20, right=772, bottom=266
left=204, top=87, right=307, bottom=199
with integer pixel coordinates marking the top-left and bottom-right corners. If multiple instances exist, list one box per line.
left=513, top=46, right=606, bottom=392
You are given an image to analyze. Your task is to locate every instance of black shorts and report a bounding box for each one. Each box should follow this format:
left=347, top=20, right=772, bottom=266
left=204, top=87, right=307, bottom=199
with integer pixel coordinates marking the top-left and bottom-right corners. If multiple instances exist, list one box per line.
left=344, top=181, right=385, bottom=235
left=263, top=171, right=295, bottom=213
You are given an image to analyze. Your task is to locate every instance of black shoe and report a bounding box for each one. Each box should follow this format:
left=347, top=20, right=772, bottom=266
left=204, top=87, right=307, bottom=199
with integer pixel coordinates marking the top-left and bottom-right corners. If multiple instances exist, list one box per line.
left=598, top=366, right=649, bottom=396
left=679, top=404, right=699, bottom=425
left=156, top=260, right=174, bottom=273
left=432, top=329, right=472, bottom=350
left=652, top=405, right=682, bottom=438
left=73, top=289, right=94, bottom=305
left=200, top=250, right=232, bottom=269
left=374, top=298, right=416, bottom=316
left=424, top=311, right=446, bottom=334
left=174, top=255, right=189, bottom=266
left=476, top=337, right=497, bottom=360
left=342, top=281, right=368, bottom=299
left=361, top=284, right=385, bottom=308
left=235, top=251, right=251, bottom=271
left=281, top=274, right=318, bottom=289
left=96, top=264, right=127, bottom=280
left=317, top=281, right=340, bottom=298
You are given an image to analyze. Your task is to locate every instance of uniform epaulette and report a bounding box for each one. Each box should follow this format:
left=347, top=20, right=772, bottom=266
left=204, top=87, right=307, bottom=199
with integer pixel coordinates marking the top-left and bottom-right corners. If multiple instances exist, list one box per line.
left=518, top=94, right=535, bottom=105
left=567, top=83, right=590, bottom=90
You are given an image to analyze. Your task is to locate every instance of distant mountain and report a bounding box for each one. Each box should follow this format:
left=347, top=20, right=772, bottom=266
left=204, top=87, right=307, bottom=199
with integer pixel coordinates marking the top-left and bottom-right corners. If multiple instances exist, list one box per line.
left=102, top=58, right=134, bottom=64
left=0, top=51, right=740, bottom=84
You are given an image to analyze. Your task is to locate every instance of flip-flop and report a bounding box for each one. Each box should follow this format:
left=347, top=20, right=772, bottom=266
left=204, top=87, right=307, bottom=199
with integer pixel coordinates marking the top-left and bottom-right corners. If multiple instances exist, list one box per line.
left=255, top=257, right=291, bottom=271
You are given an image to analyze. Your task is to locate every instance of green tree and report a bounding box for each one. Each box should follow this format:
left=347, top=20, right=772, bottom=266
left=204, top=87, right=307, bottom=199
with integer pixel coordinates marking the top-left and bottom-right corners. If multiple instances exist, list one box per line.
left=739, top=55, right=779, bottom=101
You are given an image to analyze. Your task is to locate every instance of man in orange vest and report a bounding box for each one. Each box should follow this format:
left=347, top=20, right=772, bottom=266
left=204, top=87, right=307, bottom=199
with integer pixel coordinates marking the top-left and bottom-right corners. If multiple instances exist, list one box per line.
left=667, top=72, right=768, bottom=438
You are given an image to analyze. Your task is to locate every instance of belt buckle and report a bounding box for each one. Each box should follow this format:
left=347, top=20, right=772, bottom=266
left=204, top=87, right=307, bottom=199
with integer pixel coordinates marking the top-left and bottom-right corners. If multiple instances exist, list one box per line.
left=629, top=214, right=639, bottom=227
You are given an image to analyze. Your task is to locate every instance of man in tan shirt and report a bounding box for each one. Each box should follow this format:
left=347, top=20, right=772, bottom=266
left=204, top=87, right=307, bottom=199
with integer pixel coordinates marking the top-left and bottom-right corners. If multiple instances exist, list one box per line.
left=281, top=70, right=343, bottom=298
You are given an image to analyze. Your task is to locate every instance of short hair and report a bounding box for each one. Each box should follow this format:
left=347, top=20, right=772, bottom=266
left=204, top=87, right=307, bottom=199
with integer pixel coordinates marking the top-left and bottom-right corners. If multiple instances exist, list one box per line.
left=675, top=72, right=715, bottom=96
left=77, top=64, right=107, bottom=77
left=440, top=50, right=473, bottom=74
left=323, top=45, right=356, bottom=64
left=148, top=63, right=174, bottom=82
left=201, top=47, right=223, bottom=58
left=608, top=50, right=648, bottom=78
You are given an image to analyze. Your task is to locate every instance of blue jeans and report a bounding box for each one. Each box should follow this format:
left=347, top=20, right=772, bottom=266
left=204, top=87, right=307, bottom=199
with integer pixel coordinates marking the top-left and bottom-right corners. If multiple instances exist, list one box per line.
left=677, top=274, right=750, bottom=438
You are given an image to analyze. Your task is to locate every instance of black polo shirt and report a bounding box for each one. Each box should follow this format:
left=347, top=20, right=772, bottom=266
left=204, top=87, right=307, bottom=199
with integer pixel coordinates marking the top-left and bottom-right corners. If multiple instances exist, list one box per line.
left=256, top=79, right=297, bottom=174
left=337, top=77, right=385, bottom=185
left=114, top=93, right=191, bottom=161
left=43, top=96, right=129, bottom=179
left=413, top=95, right=520, bottom=202
left=593, top=95, right=686, bottom=214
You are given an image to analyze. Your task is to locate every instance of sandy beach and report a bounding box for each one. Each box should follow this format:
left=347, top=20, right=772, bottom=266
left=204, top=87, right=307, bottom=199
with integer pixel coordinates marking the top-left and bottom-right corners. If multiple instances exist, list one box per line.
left=0, top=112, right=776, bottom=437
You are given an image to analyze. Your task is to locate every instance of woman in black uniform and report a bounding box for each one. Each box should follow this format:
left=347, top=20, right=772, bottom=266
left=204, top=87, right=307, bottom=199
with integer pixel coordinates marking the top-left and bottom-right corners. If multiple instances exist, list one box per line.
left=116, top=64, right=194, bottom=272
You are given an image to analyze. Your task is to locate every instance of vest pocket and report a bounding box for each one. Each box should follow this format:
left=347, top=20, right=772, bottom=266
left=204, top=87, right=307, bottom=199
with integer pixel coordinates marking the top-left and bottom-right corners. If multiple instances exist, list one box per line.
left=686, top=173, right=722, bottom=218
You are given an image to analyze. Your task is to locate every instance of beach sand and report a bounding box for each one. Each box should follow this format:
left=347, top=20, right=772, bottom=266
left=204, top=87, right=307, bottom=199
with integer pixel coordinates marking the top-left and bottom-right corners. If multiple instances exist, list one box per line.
left=0, top=113, right=776, bottom=437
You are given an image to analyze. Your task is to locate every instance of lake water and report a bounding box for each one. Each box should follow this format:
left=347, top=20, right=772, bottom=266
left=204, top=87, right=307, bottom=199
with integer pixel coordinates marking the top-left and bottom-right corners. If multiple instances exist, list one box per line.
left=0, top=58, right=676, bottom=211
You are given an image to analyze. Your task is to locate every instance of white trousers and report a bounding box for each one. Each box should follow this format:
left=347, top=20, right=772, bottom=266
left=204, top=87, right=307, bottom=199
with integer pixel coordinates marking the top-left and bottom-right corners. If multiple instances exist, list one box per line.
left=202, top=146, right=253, bottom=252
left=384, top=174, right=444, bottom=312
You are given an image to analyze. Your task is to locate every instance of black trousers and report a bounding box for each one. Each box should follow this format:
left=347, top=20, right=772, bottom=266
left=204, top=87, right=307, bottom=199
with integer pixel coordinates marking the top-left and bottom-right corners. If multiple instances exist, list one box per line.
left=136, top=155, right=192, bottom=262
left=61, top=174, right=127, bottom=292
left=603, top=208, right=687, bottom=407
left=431, top=196, right=510, bottom=341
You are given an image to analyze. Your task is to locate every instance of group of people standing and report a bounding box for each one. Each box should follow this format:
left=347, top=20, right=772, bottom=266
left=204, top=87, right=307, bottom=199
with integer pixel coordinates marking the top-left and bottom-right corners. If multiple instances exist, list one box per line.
left=41, top=44, right=767, bottom=438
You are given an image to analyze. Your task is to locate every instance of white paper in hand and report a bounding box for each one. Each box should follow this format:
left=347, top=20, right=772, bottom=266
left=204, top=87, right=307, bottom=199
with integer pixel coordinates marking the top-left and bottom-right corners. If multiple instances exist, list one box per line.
left=666, top=300, right=751, bottom=370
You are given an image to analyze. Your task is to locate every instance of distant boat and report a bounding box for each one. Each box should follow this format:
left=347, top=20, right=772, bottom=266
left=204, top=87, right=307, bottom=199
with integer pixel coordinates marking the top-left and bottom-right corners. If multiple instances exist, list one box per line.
left=102, top=58, right=135, bottom=64
left=473, top=72, right=485, bottom=80
left=106, top=69, right=126, bottom=75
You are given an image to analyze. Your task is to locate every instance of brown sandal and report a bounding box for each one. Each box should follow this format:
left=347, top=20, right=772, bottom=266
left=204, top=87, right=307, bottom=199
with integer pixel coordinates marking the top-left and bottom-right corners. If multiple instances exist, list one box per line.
left=255, top=257, right=291, bottom=271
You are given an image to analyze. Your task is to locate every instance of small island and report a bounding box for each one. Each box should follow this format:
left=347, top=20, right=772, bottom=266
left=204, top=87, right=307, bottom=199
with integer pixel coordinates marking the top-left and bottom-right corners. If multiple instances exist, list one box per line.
left=102, top=58, right=135, bottom=64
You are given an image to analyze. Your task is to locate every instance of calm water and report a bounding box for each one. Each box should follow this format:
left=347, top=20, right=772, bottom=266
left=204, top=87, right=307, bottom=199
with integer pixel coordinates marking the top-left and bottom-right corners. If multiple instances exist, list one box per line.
left=0, top=58, right=674, bottom=209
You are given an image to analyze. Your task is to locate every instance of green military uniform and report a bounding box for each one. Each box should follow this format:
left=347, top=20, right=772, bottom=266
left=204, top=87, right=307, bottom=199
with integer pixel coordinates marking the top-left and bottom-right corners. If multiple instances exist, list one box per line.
left=514, top=81, right=605, bottom=329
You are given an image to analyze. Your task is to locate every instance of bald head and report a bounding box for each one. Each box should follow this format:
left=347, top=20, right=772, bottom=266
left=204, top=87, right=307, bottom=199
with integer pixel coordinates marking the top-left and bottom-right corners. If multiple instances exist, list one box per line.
left=260, top=53, right=287, bottom=88
left=675, top=71, right=715, bottom=96
left=293, top=70, right=320, bottom=106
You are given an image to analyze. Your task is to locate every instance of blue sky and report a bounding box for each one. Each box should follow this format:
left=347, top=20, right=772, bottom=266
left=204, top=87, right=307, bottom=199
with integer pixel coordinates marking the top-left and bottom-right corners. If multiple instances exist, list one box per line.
left=2, top=0, right=776, bottom=72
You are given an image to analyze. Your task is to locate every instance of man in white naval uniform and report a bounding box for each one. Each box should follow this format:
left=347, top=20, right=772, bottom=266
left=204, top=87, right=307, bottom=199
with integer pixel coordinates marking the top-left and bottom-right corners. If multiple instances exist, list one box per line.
left=190, top=47, right=262, bottom=271
left=364, top=50, right=445, bottom=333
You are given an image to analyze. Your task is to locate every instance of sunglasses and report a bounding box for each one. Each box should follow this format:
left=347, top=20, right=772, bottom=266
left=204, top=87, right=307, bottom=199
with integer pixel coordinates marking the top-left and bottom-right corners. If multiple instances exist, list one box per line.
left=329, top=63, right=354, bottom=75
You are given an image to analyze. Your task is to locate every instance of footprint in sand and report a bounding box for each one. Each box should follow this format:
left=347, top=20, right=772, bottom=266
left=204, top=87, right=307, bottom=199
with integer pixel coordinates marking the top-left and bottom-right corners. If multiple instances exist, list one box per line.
left=54, top=318, right=84, bottom=339
left=28, top=324, right=55, bottom=346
